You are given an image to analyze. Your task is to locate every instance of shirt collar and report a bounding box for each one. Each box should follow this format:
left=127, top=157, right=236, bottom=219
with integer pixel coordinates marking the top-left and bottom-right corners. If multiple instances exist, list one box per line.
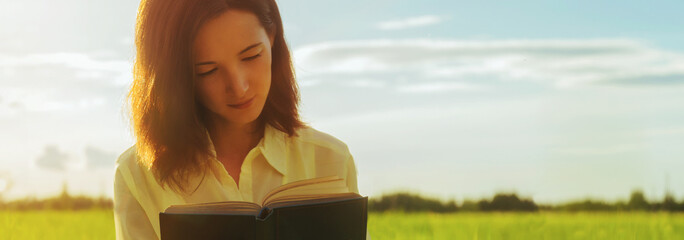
left=259, top=123, right=288, bottom=176
left=206, top=123, right=288, bottom=176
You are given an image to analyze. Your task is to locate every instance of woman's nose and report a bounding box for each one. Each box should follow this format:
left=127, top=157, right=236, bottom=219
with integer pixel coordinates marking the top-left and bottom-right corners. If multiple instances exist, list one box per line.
left=222, top=68, right=249, bottom=98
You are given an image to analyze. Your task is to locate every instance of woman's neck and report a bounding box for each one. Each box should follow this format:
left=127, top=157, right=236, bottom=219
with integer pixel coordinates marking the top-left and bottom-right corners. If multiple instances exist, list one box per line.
left=206, top=116, right=264, bottom=163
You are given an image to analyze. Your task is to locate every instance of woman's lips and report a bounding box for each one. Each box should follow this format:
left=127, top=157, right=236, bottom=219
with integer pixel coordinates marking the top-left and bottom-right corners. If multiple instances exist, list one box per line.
left=228, top=97, right=254, bottom=109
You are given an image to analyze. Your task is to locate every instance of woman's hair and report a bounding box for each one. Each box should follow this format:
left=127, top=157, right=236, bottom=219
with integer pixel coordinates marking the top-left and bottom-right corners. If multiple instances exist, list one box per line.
left=128, top=0, right=307, bottom=195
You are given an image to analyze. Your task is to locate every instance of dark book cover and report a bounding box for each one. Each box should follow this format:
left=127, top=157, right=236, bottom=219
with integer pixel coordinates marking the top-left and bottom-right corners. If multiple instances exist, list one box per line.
left=159, top=196, right=368, bottom=240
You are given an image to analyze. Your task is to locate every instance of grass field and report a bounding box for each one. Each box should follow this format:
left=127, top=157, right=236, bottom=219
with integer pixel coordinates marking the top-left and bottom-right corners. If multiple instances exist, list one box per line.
left=370, top=212, right=684, bottom=240
left=1, top=209, right=115, bottom=240
left=1, top=210, right=683, bottom=239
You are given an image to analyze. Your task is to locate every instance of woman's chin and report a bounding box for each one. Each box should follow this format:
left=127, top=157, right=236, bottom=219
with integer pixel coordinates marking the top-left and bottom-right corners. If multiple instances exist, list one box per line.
left=205, top=102, right=264, bottom=126
left=219, top=112, right=260, bottom=126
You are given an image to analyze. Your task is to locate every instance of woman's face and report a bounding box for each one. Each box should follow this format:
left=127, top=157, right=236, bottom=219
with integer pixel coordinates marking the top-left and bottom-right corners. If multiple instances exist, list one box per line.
left=193, top=9, right=274, bottom=127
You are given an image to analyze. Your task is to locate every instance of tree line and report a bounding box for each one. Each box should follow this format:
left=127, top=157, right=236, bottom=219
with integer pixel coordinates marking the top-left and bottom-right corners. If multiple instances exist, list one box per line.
left=0, top=183, right=112, bottom=211
left=368, top=190, right=684, bottom=213
left=2, top=184, right=684, bottom=213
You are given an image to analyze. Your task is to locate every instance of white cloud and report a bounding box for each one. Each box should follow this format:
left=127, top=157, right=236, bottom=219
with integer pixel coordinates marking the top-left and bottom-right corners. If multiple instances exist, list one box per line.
left=34, top=145, right=72, bottom=171
left=0, top=52, right=130, bottom=78
left=345, top=79, right=388, bottom=88
left=293, top=38, right=684, bottom=92
left=375, top=15, right=448, bottom=30
left=0, top=52, right=131, bottom=114
left=396, top=81, right=482, bottom=93
left=0, top=87, right=110, bottom=115
left=85, top=145, right=117, bottom=170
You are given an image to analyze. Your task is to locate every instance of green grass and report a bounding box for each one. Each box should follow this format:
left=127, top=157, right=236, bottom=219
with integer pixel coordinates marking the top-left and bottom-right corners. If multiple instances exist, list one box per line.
left=1, top=210, right=683, bottom=239
left=369, top=211, right=684, bottom=240
left=0, top=209, right=114, bottom=240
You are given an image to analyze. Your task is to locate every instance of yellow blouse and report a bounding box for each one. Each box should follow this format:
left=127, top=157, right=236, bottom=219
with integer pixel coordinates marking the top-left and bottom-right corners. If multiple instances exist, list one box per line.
left=113, top=124, right=363, bottom=240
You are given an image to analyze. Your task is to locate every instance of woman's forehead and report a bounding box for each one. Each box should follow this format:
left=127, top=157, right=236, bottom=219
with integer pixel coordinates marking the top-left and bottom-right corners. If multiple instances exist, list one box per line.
left=193, top=9, right=266, bottom=56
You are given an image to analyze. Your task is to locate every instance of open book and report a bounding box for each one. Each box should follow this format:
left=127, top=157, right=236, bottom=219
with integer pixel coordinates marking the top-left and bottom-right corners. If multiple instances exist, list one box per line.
left=160, top=176, right=368, bottom=240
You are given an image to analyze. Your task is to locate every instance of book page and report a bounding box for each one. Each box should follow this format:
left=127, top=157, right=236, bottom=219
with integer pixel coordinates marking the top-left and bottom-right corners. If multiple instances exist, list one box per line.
left=261, top=175, right=351, bottom=206
left=164, top=201, right=262, bottom=215
left=266, top=192, right=361, bottom=209
left=260, top=175, right=341, bottom=204
left=162, top=176, right=357, bottom=216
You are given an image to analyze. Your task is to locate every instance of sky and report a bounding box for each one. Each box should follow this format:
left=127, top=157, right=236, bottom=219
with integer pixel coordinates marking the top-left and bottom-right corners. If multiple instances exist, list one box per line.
left=1, top=0, right=683, bottom=204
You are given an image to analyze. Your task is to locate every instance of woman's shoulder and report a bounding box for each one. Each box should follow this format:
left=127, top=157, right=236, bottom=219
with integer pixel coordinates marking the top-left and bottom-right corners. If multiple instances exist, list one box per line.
left=289, top=126, right=359, bottom=193
left=292, top=126, right=352, bottom=157
left=116, top=145, right=139, bottom=169
left=114, top=145, right=151, bottom=179
left=114, top=145, right=165, bottom=193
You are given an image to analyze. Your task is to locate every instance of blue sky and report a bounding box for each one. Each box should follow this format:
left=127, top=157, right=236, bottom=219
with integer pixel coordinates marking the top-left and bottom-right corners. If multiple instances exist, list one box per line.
left=280, top=0, right=684, bottom=50
left=1, top=0, right=683, bottom=204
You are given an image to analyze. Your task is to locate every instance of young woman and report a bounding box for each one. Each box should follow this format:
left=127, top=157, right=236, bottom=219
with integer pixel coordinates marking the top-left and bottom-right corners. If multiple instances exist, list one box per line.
left=113, top=0, right=362, bottom=239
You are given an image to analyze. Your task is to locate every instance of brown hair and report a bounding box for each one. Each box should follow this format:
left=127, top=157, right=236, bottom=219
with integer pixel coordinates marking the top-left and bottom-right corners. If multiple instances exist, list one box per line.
left=128, top=0, right=307, bottom=195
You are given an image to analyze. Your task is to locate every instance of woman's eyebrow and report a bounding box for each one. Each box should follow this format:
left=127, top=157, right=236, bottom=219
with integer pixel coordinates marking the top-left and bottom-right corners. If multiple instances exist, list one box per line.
left=195, top=42, right=263, bottom=66
left=239, top=42, right=263, bottom=54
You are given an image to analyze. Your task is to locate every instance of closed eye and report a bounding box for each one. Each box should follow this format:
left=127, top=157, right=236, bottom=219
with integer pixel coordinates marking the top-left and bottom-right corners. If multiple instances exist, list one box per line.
left=198, top=68, right=217, bottom=77
left=196, top=54, right=262, bottom=77
left=243, top=53, right=261, bottom=61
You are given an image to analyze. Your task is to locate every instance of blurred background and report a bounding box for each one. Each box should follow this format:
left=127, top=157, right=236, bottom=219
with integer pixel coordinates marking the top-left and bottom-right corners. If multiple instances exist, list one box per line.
left=1, top=0, right=684, bottom=211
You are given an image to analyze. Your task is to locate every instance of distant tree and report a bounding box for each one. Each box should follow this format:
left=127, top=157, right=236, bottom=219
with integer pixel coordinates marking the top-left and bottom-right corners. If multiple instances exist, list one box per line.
left=627, top=190, right=650, bottom=211
left=477, top=199, right=491, bottom=211
left=368, top=192, right=458, bottom=213
left=557, top=200, right=616, bottom=212
left=478, top=193, right=538, bottom=212
left=0, top=181, right=112, bottom=211
left=615, top=200, right=628, bottom=211
left=536, top=204, right=554, bottom=211
left=460, top=199, right=479, bottom=211
left=444, top=200, right=458, bottom=212
left=489, top=194, right=520, bottom=211
left=662, top=193, right=677, bottom=212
